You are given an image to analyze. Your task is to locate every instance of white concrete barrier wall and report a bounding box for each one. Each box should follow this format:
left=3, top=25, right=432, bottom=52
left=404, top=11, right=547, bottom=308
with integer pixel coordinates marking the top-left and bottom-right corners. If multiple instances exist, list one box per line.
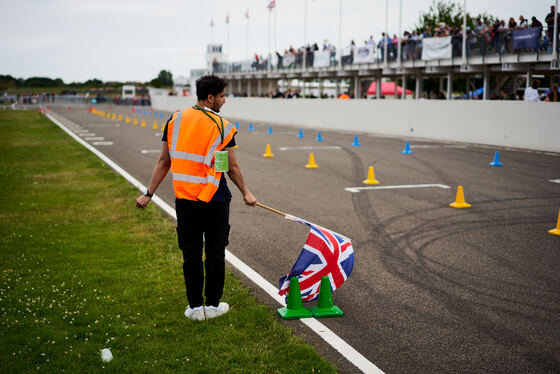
left=150, top=92, right=560, bottom=153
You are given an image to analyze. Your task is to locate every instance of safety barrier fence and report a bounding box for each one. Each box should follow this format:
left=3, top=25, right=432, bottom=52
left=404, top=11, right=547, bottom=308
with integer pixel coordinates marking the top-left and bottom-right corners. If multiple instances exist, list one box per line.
left=212, top=30, right=559, bottom=73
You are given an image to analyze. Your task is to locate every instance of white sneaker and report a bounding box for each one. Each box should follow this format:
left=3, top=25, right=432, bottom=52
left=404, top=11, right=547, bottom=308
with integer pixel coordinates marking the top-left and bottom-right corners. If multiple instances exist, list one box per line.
left=204, top=302, right=229, bottom=319
left=184, top=306, right=205, bottom=321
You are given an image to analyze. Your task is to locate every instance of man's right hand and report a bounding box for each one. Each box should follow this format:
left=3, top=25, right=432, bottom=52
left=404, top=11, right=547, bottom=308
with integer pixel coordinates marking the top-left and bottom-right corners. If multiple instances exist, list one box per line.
left=243, top=191, right=257, bottom=207
left=136, top=195, right=152, bottom=209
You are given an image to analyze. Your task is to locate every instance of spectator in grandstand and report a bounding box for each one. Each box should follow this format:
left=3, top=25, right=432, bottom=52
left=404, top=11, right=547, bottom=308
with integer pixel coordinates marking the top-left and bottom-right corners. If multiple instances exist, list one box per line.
left=506, top=17, right=518, bottom=53
left=518, top=15, right=528, bottom=28
left=545, top=5, right=560, bottom=44
left=544, top=83, right=559, bottom=102
left=532, top=16, right=544, bottom=38
left=378, top=33, right=389, bottom=60
left=475, top=18, right=485, bottom=33
left=524, top=80, right=540, bottom=101
left=423, top=26, right=433, bottom=38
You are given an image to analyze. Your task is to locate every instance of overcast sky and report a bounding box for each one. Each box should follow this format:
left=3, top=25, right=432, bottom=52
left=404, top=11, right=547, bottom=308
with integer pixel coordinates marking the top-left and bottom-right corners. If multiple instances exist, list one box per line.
left=0, top=0, right=552, bottom=82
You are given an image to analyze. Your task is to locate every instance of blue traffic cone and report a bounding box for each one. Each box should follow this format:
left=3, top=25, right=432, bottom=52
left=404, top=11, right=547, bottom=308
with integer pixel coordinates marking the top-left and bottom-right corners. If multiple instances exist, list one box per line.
left=160, top=113, right=164, bottom=118
left=490, top=151, right=504, bottom=166
left=316, top=131, right=324, bottom=142
left=268, top=125, right=274, bottom=134
left=297, top=129, right=304, bottom=138
left=143, top=110, right=146, bottom=115
left=351, top=135, right=361, bottom=147
left=490, top=151, right=503, bottom=166
left=248, top=123, right=254, bottom=131
left=148, top=111, right=152, bottom=116
left=235, top=121, right=239, bottom=129
left=402, top=141, right=413, bottom=154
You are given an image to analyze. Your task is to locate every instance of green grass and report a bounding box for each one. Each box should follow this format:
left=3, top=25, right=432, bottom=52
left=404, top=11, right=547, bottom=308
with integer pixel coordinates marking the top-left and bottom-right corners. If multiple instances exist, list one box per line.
left=0, top=110, right=336, bottom=373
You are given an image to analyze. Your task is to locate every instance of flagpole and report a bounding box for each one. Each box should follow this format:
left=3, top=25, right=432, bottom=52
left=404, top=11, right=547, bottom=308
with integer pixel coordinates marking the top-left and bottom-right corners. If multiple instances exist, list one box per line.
left=268, top=8, right=271, bottom=71
left=337, top=0, right=342, bottom=69
left=304, top=0, right=308, bottom=70
left=384, top=0, right=388, bottom=66
left=227, top=12, right=230, bottom=73
left=246, top=8, right=249, bottom=71
left=256, top=203, right=287, bottom=217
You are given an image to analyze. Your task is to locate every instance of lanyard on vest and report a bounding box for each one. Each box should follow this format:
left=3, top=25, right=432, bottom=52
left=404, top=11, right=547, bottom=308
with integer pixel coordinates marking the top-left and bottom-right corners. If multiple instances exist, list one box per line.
left=193, top=105, right=225, bottom=145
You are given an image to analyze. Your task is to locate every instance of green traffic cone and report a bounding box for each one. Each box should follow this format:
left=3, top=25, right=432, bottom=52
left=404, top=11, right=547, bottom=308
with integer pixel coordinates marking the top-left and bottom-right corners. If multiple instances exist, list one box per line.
left=277, top=277, right=313, bottom=320
left=310, top=276, right=343, bottom=318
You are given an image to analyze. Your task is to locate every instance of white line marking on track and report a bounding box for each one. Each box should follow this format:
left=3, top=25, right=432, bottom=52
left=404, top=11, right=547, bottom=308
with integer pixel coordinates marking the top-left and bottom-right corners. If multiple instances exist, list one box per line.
left=79, top=133, right=96, bottom=137
left=550, top=179, right=560, bottom=184
left=84, top=137, right=104, bottom=141
left=279, top=146, right=342, bottom=151
left=46, top=112, right=384, bottom=374
left=73, top=130, right=89, bottom=133
left=141, top=150, right=161, bottom=154
left=345, top=184, right=450, bottom=193
left=92, top=141, right=113, bottom=145
left=154, top=133, right=162, bottom=136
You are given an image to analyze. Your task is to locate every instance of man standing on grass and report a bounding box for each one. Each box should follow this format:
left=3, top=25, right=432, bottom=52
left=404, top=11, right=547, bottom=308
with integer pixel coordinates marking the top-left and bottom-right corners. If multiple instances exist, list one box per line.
left=136, top=75, right=257, bottom=321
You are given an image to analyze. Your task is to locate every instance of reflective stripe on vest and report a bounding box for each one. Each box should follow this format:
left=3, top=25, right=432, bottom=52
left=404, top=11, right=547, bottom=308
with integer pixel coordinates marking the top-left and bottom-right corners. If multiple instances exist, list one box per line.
left=168, top=108, right=236, bottom=202
left=171, top=172, right=220, bottom=187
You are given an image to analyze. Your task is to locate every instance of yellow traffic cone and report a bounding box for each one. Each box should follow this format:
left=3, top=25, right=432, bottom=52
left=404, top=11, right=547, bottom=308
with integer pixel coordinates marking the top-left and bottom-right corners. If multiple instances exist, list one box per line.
left=118, top=114, right=122, bottom=121
left=106, top=112, right=110, bottom=118
left=263, top=144, right=274, bottom=158
left=362, top=166, right=380, bottom=185
left=305, top=153, right=319, bottom=169
left=152, top=121, right=158, bottom=129
left=449, top=186, right=471, bottom=208
left=133, top=118, right=138, bottom=125
left=141, top=119, right=146, bottom=127
left=125, top=116, right=130, bottom=123
left=548, top=209, right=560, bottom=236
left=112, top=113, right=116, bottom=120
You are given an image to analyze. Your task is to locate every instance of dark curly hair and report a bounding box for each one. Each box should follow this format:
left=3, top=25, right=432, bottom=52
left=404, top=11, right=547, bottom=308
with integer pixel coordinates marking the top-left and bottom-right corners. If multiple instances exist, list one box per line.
left=196, top=75, right=227, bottom=101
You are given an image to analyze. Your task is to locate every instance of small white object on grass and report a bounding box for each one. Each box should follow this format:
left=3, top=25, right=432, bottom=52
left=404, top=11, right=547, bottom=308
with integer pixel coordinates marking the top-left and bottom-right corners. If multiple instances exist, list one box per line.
left=101, top=348, right=113, bottom=362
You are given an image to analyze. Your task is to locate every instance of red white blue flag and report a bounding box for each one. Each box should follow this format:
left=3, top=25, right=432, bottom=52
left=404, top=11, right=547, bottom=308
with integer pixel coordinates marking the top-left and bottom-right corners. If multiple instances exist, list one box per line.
left=266, top=0, right=276, bottom=11
left=278, top=215, right=354, bottom=302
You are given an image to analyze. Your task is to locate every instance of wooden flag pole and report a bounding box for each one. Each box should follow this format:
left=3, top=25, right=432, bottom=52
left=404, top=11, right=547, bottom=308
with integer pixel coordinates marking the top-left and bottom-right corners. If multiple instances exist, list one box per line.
left=256, top=202, right=287, bottom=217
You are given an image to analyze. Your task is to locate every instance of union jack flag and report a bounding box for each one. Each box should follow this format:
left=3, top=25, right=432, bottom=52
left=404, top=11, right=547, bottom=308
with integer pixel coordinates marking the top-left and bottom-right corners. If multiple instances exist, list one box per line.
left=278, top=215, right=354, bottom=302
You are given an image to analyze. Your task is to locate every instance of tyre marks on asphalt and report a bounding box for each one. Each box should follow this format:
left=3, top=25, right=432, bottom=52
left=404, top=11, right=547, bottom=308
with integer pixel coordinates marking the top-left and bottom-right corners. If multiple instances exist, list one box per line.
left=340, top=145, right=560, bottom=372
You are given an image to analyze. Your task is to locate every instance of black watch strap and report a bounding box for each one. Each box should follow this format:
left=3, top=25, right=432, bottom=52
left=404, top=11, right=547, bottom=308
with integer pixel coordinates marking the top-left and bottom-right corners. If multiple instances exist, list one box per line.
left=145, top=190, right=153, bottom=197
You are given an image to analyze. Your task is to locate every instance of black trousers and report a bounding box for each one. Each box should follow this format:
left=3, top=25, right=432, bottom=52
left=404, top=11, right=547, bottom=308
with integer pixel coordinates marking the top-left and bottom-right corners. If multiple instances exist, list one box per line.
left=175, top=198, right=230, bottom=308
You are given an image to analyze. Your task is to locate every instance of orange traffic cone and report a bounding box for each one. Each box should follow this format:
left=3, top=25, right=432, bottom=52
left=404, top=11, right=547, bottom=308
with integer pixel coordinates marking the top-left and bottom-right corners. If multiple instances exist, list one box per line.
left=362, top=166, right=380, bottom=185
left=263, top=144, right=274, bottom=158
left=549, top=209, right=560, bottom=236
left=449, top=186, right=471, bottom=208
left=152, top=121, right=158, bottom=129
left=133, top=118, right=138, bottom=125
left=305, top=153, right=319, bottom=169
left=141, top=119, right=146, bottom=127
left=125, top=116, right=131, bottom=123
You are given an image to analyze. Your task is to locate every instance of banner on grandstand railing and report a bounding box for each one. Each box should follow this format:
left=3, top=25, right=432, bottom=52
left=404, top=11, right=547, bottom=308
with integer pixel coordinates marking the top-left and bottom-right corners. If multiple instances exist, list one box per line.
left=512, top=27, right=540, bottom=50
left=313, top=50, right=331, bottom=68
left=282, top=54, right=296, bottom=68
left=354, top=45, right=376, bottom=64
left=421, top=36, right=452, bottom=60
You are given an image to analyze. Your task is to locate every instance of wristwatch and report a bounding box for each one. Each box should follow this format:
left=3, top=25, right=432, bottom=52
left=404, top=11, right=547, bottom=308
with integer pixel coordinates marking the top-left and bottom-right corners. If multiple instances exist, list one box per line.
left=145, top=190, right=153, bottom=198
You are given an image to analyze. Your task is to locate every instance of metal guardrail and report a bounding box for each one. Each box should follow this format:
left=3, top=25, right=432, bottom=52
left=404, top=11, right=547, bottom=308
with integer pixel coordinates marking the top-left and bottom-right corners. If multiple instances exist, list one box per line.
left=210, top=33, right=559, bottom=74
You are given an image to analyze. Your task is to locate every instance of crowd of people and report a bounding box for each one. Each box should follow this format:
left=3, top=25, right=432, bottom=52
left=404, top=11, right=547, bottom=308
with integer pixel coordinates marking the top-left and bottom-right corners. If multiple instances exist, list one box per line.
left=243, top=5, right=560, bottom=70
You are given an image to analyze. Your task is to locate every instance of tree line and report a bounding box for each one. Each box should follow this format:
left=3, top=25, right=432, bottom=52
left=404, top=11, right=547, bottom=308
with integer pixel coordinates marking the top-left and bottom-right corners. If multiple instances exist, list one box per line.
left=0, top=70, right=173, bottom=91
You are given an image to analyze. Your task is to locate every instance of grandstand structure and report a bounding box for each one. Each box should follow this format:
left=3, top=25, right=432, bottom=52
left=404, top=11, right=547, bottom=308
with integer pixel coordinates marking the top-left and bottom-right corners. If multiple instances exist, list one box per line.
left=194, top=30, right=559, bottom=101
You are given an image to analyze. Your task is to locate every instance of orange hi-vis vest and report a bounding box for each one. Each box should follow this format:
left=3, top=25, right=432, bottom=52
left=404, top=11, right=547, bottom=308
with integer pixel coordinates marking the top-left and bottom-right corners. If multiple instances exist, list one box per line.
left=167, top=106, right=236, bottom=202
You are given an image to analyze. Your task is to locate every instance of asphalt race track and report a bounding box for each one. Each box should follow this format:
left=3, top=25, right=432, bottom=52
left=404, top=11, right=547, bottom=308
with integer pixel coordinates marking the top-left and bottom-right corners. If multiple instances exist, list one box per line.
left=48, top=103, right=560, bottom=373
